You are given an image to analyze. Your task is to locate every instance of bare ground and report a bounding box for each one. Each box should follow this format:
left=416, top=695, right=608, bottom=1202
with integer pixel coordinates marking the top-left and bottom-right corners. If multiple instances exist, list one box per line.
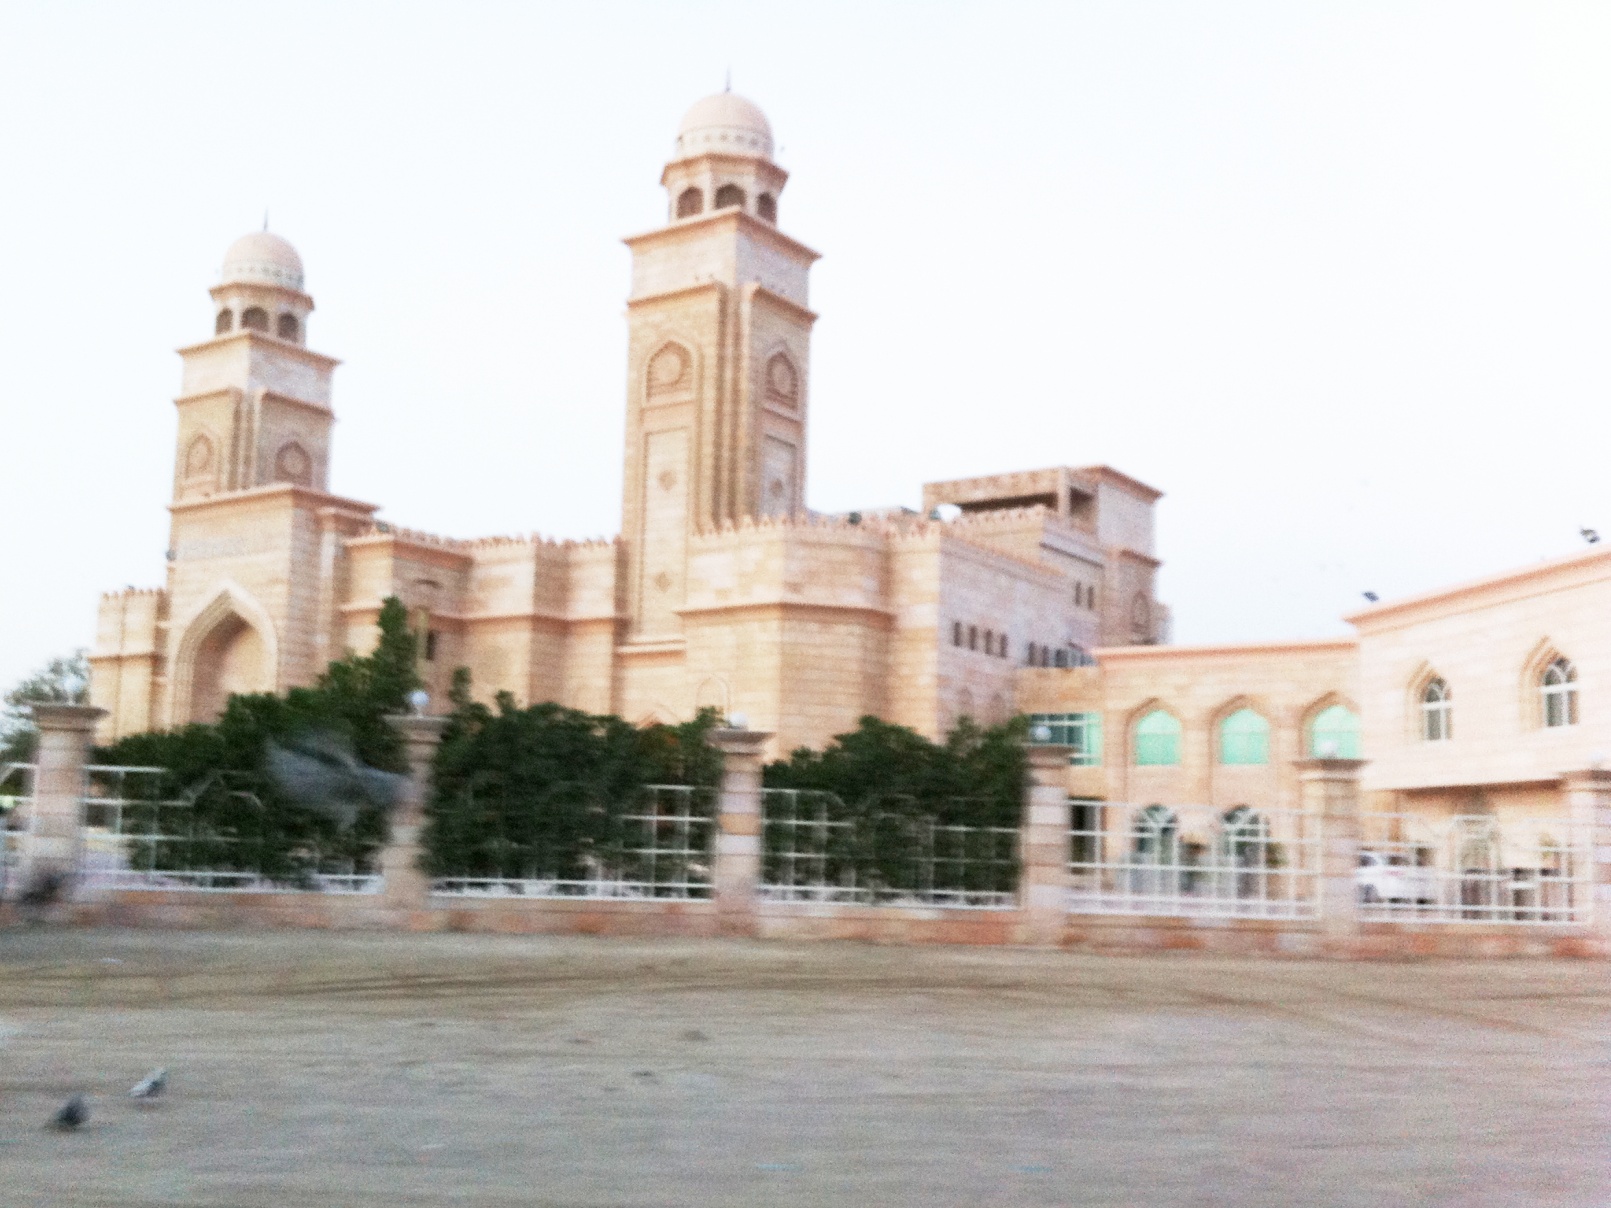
left=0, top=928, right=1606, bottom=1207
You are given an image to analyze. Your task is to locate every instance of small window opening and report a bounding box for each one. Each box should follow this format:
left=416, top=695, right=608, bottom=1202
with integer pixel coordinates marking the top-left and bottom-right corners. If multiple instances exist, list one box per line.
left=952, top=621, right=963, bottom=647
left=241, top=306, right=269, bottom=333
left=215, top=309, right=234, bottom=335
left=676, top=187, right=703, bottom=218
left=276, top=312, right=299, bottom=341
left=757, top=193, right=777, bottom=223
left=968, top=625, right=978, bottom=651
left=714, top=183, right=745, bottom=210
left=425, top=630, right=439, bottom=662
left=984, top=629, right=994, bottom=654
left=1421, top=677, right=1452, bottom=741
left=1055, top=649, right=1069, bottom=669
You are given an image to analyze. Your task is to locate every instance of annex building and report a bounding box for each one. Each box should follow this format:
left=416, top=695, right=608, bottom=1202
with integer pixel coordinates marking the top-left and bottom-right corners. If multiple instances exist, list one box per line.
left=89, top=92, right=1611, bottom=833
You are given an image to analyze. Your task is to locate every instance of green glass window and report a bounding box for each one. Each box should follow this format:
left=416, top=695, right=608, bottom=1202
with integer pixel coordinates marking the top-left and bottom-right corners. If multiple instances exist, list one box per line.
left=1308, top=705, right=1361, bottom=758
left=1218, top=708, right=1270, bottom=765
left=1028, top=712, right=1103, bottom=766
left=1133, top=710, right=1182, bottom=766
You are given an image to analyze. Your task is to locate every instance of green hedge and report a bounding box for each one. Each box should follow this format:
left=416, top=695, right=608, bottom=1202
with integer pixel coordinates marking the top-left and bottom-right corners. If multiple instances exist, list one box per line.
left=420, top=679, right=721, bottom=880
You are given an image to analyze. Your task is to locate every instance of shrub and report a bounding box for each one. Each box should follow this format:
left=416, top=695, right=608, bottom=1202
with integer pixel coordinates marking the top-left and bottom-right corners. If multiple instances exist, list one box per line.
left=421, top=688, right=721, bottom=880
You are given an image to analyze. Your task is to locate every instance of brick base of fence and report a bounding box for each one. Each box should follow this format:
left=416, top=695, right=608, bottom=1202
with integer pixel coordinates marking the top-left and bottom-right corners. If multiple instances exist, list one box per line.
left=7, top=891, right=1602, bottom=961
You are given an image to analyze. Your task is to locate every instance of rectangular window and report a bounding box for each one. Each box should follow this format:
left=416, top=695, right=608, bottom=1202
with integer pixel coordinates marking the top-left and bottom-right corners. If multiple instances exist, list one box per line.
left=424, top=630, right=439, bottom=662
left=1029, top=712, right=1103, bottom=766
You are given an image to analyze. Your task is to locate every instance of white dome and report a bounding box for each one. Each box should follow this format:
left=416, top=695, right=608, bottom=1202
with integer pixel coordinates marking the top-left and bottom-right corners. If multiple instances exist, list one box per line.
left=221, top=231, right=304, bottom=290
left=675, top=92, right=773, bottom=161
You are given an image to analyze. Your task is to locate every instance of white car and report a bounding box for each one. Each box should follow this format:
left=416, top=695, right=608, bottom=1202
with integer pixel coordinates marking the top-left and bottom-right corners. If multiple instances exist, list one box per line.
left=1356, top=850, right=1437, bottom=904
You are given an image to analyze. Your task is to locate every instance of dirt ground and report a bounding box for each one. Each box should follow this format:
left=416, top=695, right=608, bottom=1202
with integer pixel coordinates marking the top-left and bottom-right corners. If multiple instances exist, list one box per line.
left=0, top=929, right=1606, bottom=1207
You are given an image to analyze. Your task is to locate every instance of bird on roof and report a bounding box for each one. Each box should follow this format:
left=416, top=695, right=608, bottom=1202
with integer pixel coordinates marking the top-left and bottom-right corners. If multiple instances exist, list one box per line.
left=50, top=1095, right=88, bottom=1130
left=129, top=1068, right=167, bottom=1101
left=1581, top=527, right=1600, bottom=544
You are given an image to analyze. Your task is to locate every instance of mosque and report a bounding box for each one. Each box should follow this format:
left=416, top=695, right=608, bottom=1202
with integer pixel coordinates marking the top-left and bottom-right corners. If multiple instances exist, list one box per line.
left=88, top=92, right=1611, bottom=826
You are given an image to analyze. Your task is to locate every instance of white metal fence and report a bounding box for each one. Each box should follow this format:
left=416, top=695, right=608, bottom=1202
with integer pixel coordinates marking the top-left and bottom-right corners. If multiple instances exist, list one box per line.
left=1356, top=812, right=1589, bottom=925
left=430, top=785, right=716, bottom=900
left=1067, top=801, right=1323, bottom=919
left=759, top=788, right=1019, bottom=909
left=77, top=765, right=382, bottom=894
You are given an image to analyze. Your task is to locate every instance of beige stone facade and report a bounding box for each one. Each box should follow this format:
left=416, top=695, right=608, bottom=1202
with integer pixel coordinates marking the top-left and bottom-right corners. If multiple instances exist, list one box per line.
left=87, top=90, right=1608, bottom=832
left=88, top=94, right=1168, bottom=757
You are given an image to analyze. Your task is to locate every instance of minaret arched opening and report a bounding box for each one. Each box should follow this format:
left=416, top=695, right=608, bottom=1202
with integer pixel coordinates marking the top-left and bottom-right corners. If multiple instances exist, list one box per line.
left=714, top=184, right=745, bottom=210
left=757, top=193, right=777, bottom=223
left=676, top=187, right=703, bottom=218
left=276, top=312, right=300, bottom=341
left=215, top=309, right=234, bottom=335
left=241, top=306, right=269, bottom=333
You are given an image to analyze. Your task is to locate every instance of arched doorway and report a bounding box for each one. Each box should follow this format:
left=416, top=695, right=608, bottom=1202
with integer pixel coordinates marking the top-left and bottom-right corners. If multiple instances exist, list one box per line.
left=189, top=612, right=269, bottom=721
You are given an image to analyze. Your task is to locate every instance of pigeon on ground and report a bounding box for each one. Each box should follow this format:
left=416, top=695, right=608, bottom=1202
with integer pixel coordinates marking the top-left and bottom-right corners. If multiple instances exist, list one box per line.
left=50, top=1095, right=88, bottom=1130
left=129, top=1068, right=167, bottom=1100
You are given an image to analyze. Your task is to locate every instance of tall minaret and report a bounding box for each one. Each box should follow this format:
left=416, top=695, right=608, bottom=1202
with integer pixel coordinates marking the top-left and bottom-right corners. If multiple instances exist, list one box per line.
left=620, top=92, right=820, bottom=640
left=172, top=231, right=337, bottom=502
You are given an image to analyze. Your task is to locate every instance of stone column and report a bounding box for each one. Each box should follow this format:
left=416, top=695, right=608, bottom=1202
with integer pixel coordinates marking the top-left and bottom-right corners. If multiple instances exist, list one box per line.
left=1561, top=768, right=1611, bottom=946
left=21, top=704, right=106, bottom=901
left=380, top=714, right=450, bottom=911
left=1020, top=745, right=1073, bottom=945
left=1297, top=757, right=1365, bottom=941
left=707, top=727, right=771, bottom=936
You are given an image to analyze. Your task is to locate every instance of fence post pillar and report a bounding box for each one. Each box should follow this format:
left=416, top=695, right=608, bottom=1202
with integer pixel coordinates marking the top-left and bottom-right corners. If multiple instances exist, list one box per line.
left=381, top=714, right=450, bottom=911
left=707, top=727, right=771, bottom=936
left=1298, top=757, right=1364, bottom=944
left=1561, top=768, right=1611, bottom=948
left=22, top=704, right=106, bottom=901
left=1020, top=745, right=1072, bottom=945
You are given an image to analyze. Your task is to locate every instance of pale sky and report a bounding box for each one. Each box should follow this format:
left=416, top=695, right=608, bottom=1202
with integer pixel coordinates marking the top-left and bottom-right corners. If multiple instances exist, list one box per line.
left=4, top=1, right=1611, bottom=693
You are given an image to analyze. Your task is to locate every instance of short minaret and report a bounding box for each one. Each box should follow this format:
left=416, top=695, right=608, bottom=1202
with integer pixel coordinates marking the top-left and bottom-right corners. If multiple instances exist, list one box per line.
left=620, top=93, right=820, bottom=640
left=172, top=232, right=338, bottom=501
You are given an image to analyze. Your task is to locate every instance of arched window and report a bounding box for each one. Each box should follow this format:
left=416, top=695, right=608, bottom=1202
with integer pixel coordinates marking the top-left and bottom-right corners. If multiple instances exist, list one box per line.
left=183, top=432, right=215, bottom=480
left=757, top=193, right=777, bottom=222
left=676, top=187, right=703, bottom=218
left=241, top=306, right=269, bottom=333
left=1134, top=710, right=1182, bottom=766
left=1308, top=705, right=1361, bottom=758
left=1421, top=678, right=1452, bottom=741
left=714, top=183, right=745, bottom=210
left=276, top=313, right=299, bottom=341
left=1542, top=657, right=1578, bottom=727
left=952, top=621, right=963, bottom=647
left=1219, top=708, right=1270, bottom=765
left=215, top=309, right=234, bottom=335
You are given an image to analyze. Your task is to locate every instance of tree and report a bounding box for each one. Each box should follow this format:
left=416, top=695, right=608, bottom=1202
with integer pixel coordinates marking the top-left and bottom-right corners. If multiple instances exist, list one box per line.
left=1, top=650, right=90, bottom=762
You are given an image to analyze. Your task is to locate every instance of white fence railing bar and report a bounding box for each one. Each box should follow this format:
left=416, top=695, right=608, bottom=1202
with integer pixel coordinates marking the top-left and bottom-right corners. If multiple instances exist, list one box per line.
left=1357, top=812, right=1589, bottom=925
left=1067, top=802, right=1323, bottom=919
left=759, top=789, right=1019, bottom=909
left=429, top=784, right=716, bottom=901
